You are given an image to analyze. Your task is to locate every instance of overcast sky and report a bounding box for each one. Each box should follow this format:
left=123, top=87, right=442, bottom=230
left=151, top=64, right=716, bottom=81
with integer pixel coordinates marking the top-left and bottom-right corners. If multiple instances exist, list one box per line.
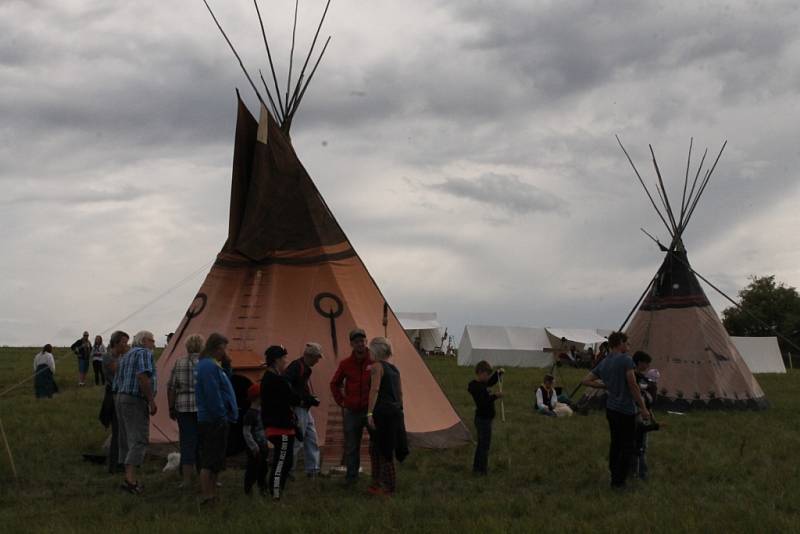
left=2, top=0, right=799, bottom=346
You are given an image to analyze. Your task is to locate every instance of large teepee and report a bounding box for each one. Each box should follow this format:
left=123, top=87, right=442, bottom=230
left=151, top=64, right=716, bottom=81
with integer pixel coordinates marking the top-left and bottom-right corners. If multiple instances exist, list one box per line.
left=150, top=1, right=470, bottom=460
left=585, top=138, right=767, bottom=410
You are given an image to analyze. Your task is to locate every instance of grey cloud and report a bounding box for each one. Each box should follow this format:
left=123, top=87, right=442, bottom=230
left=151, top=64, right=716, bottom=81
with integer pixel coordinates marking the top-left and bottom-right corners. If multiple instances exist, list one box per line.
left=432, top=173, right=563, bottom=218
left=5, top=184, right=151, bottom=206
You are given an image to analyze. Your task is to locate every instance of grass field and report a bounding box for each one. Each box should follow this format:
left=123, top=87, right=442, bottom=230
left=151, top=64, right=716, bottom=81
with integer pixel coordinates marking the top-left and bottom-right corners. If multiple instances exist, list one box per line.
left=0, top=347, right=798, bottom=533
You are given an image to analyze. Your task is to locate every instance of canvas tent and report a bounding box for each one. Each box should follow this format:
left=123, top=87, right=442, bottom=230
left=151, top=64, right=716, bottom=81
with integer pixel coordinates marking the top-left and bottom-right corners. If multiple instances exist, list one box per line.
left=583, top=139, right=767, bottom=410
left=150, top=3, right=470, bottom=462
left=457, top=326, right=553, bottom=368
left=731, top=336, right=786, bottom=374
left=396, top=312, right=444, bottom=352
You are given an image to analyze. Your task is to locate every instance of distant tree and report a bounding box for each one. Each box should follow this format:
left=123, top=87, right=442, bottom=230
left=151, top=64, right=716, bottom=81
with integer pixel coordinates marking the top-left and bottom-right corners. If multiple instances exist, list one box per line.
left=722, top=275, right=800, bottom=354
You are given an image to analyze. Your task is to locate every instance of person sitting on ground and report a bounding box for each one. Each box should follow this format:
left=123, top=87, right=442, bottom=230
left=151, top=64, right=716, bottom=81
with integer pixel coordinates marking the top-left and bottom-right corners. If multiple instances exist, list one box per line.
left=167, top=333, right=204, bottom=490
left=92, top=335, right=106, bottom=386
left=633, top=351, right=660, bottom=481
left=195, top=333, right=238, bottom=505
left=114, top=330, right=157, bottom=495
left=261, top=345, right=301, bottom=500
left=71, top=331, right=92, bottom=386
left=33, top=344, right=58, bottom=399
left=468, top=361, right=504, bottom=475
left=366, top=337, right=409, bottom=496
left=242, top=383, right=269, bottom=496
left=535, top=374, right=573, bottom=417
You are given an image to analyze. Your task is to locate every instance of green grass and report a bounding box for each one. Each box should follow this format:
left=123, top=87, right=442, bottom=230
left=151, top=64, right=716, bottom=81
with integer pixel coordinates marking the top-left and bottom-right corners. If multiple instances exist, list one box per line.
left=1, top=347, right=799, bottom=533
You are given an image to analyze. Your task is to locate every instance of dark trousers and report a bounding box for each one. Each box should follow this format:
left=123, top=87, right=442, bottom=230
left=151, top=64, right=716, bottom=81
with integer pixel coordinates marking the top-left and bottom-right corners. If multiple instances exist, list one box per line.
left=268, top=434, right=295, bottom=499
left=108, top=399, right=119, bottom=473
left=244, top=445, right=269, bottom=494
left=606, top=409, right=636, bottom=487
left=92, top=360, right=104, bottom=386
left=473, top=416, right=493, bottom=474
left=343, top=409, right=367, bottom=481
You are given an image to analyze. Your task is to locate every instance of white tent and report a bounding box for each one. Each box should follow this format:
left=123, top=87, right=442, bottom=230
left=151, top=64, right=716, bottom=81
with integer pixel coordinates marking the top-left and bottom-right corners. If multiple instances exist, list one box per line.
left=731, top=336, right=786, bottom=374
left=396, top=312, right=444, bottom=352
left=457, top=325, right=553, bottom=368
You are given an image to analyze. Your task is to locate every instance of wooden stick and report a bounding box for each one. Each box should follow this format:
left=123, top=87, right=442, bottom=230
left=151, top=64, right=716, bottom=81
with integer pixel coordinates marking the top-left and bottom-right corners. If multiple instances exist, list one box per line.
left=202, top=0, right=269, bottom=112
left=678, top=147, right=708, bottom=234
left=616, top=135, right=674, bottom=237
left=678, top=138, right=693, bottom=228
left=288, top=35, right=331, bottom=118
left=287, top=0, right=332, bottom=116
left=682, top=141, right=727, bottom=229
left=253, top=0, right=287, bottom=121
left=0, top=416, right=18, bottom=481
left=286, top=0, right=299, bottom=111
left=650, top=145, right=678, bottom=233
left=259, top=70, right=282, bottom=119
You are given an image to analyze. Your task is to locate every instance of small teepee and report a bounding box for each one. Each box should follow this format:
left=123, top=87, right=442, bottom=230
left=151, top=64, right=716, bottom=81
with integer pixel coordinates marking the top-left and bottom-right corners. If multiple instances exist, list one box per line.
left=585, top=138, right=767, bottom=410
left=150, top=1, right=470, bottom=461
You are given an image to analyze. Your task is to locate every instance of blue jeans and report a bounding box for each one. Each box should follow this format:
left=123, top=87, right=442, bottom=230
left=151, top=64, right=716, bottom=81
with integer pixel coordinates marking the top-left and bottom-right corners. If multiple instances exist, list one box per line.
left=293, top=407, right=320, bottom=474
left=177, top=412, right=199, bottom=466
left=343, top=408, right=367, bottom=481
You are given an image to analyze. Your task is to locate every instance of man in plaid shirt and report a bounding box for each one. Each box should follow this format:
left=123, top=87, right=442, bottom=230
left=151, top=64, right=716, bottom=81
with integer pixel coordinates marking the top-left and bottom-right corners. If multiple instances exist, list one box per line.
left=114, top=330, right=157, bottom=494
left=168, top=334, right=204, bottom=488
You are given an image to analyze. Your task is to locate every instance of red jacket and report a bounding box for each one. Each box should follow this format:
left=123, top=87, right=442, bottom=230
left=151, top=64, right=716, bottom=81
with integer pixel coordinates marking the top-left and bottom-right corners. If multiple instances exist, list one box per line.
left=329, top=350, right=373, bottom=411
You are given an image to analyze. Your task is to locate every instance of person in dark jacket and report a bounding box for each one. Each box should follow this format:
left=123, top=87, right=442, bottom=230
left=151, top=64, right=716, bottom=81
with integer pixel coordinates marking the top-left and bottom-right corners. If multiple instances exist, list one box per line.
left=261, top=345, right=301, bottom=500
left=285, top=342, right=323, bottom=477
left=468, top=360, right=504, bottom=475
left=366, top=337, right=407, bottom=496
left=71, top=331, right=92, bottom=386
left=329, top=328, right=373, bottom=484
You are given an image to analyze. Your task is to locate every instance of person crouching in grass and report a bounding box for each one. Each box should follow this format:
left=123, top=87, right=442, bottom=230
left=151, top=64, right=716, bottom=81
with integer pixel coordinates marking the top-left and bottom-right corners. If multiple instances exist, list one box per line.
left=243, top=383, right=269, bottom=496
left=468, top=361, right=504, bottom=475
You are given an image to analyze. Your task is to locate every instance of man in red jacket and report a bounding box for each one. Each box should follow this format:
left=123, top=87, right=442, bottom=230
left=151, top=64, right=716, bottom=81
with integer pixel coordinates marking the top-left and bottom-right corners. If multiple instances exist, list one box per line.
left=330, top=327, right=373, bottom=484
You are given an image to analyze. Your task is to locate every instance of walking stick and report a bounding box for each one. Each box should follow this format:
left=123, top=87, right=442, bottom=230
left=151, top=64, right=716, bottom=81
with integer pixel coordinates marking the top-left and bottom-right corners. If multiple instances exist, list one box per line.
left=497, top=372, right=510, bottom=468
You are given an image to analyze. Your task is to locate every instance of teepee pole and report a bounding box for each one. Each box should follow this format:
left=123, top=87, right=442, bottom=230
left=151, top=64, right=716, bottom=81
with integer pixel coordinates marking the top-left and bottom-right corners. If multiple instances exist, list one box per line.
left=682, top=141, right=727, bottom=231
left=258, top=70, right=282, bottom=120
left=289, top=36, right=331, bottom=118
left=650, top=145, right=678, bottom=233
left=202, top=0, right=270, bottom=113
left=678, top=138, right=694, bottom=228
left=286, top=0, right=299, bottom=111
left=254, top=0, right=287, bottom=121
left=287, top=0, right=332, bottom=115
left=616, top=136, right=674, bottom=236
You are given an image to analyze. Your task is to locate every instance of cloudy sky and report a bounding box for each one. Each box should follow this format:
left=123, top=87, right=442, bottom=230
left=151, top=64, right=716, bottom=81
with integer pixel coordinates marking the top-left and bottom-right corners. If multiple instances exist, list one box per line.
left=2, top=0, right=799, bottom=346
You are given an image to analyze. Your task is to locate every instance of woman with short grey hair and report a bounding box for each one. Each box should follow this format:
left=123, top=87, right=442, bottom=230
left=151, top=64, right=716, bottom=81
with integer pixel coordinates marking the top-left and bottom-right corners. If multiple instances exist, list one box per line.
left=366, top=337, right=408, bottom=496
left=168, top=333, right=204, bottom=489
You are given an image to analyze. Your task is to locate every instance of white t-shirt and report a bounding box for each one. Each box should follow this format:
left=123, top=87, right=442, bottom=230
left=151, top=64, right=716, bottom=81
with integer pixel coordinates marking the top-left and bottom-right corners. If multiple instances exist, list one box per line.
left=33, top=351, right=55, bottom=373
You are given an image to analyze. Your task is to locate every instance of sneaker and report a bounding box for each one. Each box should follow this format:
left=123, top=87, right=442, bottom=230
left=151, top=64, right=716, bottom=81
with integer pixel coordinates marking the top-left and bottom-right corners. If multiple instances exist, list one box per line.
left=120, top=480, right=143, bottom=495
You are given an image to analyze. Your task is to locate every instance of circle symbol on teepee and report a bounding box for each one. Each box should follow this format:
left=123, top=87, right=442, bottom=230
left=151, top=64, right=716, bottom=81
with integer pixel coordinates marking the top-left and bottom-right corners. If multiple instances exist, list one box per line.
left=314, top=293, right=343, bottom=318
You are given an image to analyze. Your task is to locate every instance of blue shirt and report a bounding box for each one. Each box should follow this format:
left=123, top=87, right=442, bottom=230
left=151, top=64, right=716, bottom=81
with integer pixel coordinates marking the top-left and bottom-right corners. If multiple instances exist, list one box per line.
left=195, top=357, right=239, bottom=423
left=592, top=352, right=636, bottom=415
left=113, top=347, right=156, bottom=398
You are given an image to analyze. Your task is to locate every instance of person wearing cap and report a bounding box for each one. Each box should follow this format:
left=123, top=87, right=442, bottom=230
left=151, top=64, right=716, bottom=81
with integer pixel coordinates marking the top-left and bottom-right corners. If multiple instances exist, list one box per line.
left=71, top=331, right=92, bottom=386
left=242, top=383, right=269, bottom=495
left=329, top=327, right=373, bottom=485
left=285, top=342, right=324, bottom=477
left=261, top=345, right=301, bottom=500
left=195, top=333, right=239, bottom=505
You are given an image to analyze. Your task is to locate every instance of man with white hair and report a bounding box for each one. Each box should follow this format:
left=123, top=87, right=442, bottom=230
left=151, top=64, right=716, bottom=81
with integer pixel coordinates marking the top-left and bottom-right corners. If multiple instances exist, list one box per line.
left=114, top=330, right=157, bottom=494
left=285, top=342, right=324, bottom=477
